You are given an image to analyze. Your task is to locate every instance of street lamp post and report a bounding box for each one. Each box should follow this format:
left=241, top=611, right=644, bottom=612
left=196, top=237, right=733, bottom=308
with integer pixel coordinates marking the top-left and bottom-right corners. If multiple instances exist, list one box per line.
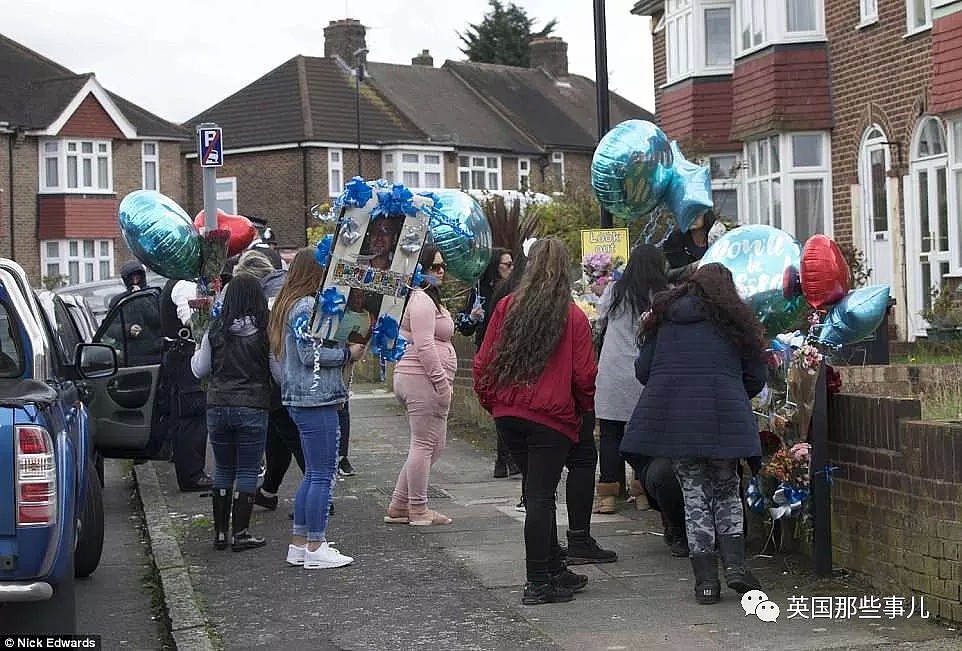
left=593, top=0, right=612, bottom=228
left=354, top=47, right=368, bottom=178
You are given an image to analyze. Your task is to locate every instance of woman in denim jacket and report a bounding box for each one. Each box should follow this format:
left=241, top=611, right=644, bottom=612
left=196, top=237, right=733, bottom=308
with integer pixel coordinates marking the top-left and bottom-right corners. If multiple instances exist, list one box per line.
left=267, top=248, right=364, bottom=569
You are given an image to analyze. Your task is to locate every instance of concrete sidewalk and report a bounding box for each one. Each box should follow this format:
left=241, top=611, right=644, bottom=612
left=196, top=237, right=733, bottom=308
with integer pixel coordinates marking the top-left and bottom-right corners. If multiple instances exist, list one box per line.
left=139, top=384, right=961, bottom=650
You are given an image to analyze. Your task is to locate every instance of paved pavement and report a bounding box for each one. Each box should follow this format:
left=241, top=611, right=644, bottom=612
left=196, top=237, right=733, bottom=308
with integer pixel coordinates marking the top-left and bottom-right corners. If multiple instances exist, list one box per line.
left=139, top=384, right=962, bottom=650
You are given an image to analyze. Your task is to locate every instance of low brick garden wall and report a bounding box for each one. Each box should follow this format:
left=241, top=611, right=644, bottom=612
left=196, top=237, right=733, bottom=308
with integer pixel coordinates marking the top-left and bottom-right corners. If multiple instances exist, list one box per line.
left=837, top=364, right=962, bottom=398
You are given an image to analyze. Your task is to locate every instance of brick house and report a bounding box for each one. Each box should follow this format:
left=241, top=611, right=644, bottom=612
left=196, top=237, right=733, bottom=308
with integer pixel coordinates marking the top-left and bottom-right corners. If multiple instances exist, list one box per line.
left=184, top=19, right=653, bottom=250
left=632, top=0, right=962, bottom=340
left=0, top=33, right=189, bottom=286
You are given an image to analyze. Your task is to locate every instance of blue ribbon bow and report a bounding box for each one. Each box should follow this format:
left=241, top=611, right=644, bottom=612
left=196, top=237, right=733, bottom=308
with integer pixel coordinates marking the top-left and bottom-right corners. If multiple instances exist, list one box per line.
left=335, top=176, right=373, bottom=209
left=315, top=234, right=334, bottom=267
left=371, top=314, right=407, bottom=363
left=320, top=286, right=346, bottom=318
left=411, top=263, right=425, bottom=288
left=372, top=183, right=417, bottom=219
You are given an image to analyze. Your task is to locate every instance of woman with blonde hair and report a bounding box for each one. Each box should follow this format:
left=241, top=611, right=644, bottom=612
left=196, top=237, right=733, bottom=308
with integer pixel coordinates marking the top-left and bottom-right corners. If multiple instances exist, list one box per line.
left=474, top=238, right=597, bottom=605
left=268, top=248, right=363, bottom=569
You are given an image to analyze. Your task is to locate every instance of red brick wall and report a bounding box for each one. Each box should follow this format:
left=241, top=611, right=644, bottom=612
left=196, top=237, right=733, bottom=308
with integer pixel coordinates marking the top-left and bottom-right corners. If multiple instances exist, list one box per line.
left=653, top=25, right=666, bottom=104
left=930, top=10, right=962, bottom=115
left=659, top=78, right=739, bottom=152
left=730, top=44, right=833, bottom=141
left=38, top=196, right=118, bottom=239
left=10, top=137, right=40, bottom=280
left=58, top=94, right=124, bottom=139
left=0, top=134, right=9, bottom=251
left=825, top=0, right=931, bottom=247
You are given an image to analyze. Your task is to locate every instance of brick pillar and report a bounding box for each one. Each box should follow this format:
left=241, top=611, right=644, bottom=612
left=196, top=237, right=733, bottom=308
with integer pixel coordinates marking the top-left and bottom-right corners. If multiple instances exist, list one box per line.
left=323, top=18, right=367, bottom=66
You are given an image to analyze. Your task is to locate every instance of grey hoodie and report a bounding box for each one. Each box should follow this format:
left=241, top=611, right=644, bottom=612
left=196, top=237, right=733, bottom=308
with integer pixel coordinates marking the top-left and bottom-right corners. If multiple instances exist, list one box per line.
left=190, top=316, right=259, bottom=379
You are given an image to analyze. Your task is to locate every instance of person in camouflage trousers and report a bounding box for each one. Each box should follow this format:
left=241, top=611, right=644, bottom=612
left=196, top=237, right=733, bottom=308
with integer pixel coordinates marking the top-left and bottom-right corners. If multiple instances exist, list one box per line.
left=672, top=458, right=743, bottom=553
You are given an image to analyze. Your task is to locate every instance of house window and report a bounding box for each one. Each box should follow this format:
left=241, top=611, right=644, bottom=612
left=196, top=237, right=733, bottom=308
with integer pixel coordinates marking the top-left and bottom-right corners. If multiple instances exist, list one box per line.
left=737, top=0, right=767, bottom=50
left=382, top=150, right=444, bottom=189
left=142, top=142, right=159, bottom=191
left=704, top=6, right=733, bottom=67
left=906, top=0, right=932, bottom=33
left=550, top=152, right=566, bottom=190
left=861, top=128, right=890, bottom=235
left=737, top=0, right=823, bottom=54
left=707, top=153, right=740, bottom=222
left=786, top=0, right=817, bottom=33
left=329, top=149, right=343, bottom=197
left=40, top=139, right=112, bottom=193
left=215, top=177, right=237, bottom=214
left=743, top=132, right=831, bottom=242
left=666, top=0, right=693, bottom=81
left=518, top=158, right=531, bottom=191
left=859, top=0, right=878, bottom=25
left=41, top=239, right=113, bottom=286
left=458, top=154, right=500, bottom=191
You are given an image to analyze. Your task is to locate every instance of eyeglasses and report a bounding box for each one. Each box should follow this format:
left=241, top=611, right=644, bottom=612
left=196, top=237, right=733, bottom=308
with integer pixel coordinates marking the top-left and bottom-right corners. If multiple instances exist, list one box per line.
left=429, top=262, right=447, bottom=272
left=499, top=261, right=515, bottom=268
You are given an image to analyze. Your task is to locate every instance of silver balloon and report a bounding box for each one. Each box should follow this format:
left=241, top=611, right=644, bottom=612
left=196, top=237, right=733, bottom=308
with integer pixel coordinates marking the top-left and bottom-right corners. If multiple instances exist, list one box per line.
left=339, top=218, right=362, bottom=245
left=591, top=120, right=674, bottom=221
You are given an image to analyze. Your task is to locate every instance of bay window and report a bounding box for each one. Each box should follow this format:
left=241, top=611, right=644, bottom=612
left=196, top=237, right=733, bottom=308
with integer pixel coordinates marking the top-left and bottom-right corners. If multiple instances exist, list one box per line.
left=665, top=0, right=734, bottom=83
left=142, top=142, right=158, bottom=191
left=707, top=153, right=740, bottom=222
left=42, top=239, right=113, bottom=286
left=736, top=0, right=823, bottom=55
left=40, top=139, right=113, bottom=193
left=383, top=150, right=444, bottom=189
left=458, top=154, right=500, bottom=191
left=666, top=0, right=693, bottom=81
left=743, top=132, right=831, bottom=242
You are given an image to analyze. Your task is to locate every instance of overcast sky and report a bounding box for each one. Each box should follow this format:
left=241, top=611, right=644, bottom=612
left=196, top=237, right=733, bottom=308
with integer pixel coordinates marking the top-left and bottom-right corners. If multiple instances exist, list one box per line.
left=1, top=0, right=655, bottom=125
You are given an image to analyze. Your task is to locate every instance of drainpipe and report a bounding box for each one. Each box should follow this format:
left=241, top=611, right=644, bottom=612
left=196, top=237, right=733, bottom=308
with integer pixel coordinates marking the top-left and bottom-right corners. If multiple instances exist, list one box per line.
left=7, top=128, right=15, bottom=260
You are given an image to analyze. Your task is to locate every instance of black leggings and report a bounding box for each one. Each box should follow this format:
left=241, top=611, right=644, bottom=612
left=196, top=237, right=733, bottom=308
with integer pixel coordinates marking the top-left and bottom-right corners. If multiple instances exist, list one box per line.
left=497, top=416, right=573, bottom=583
left=338, top=401, right=351, bottom=458
left=261, top=406, right=304, bottom=495
left=598, top=418, right=627, bottom=486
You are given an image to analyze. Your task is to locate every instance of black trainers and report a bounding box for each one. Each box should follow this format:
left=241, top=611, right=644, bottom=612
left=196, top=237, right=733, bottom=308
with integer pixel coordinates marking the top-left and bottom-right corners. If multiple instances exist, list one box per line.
left=337, top=457, right=356, bottom=477
left=550, top=567, right=588, bottom=593
left=565, top=531, right=618, bottom=565
left=521, top=579, right=575, bottom=605
left=254, top=489, right=278, bottom=511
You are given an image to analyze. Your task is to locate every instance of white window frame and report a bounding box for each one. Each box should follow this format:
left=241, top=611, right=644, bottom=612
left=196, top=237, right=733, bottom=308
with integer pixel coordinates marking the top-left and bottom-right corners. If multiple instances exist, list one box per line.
left=328, top=148, right=343, bottom=198
left=664, top=0, right=735, bottom=85
left=518, top=158, right=531, bottom=191
left=215, top=177, right=237, bottom=214
left=951, top=118, right=962, bottom=269
left=41, top=239, right=114, bottom=286
left=142, top=141, right=159, bottom=191
left=859, top=126, right=892, bottom=243
left=704, top=153, right=741, bottom=222
left=906, top=0, right=933, bottom=35
left=39, top=138, right=113, bottom=194
left=858, top=0, right=878, bottom=28
left=458, top=153, right=501, bottom=191
left=550, top=151, right=566, bottom=190
left=382, top=149, right=444, bottom=190
left=736, top=0, right=824, bottom=58
left=742, top=132, right=832, bottom=241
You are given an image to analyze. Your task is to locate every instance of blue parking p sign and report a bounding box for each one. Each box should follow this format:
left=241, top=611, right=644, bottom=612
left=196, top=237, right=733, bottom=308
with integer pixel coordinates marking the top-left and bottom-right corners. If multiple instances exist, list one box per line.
left=198, top=127, right=223, bottom=167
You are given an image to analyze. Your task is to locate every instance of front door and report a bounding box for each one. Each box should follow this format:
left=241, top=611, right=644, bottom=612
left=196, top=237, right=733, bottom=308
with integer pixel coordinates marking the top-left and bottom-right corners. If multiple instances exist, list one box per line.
left=861, top=134, right=894, bottom=290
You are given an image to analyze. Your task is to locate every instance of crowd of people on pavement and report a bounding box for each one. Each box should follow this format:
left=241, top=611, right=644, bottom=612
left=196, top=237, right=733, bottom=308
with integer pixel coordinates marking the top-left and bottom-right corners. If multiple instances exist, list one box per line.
left=110, top=211, right=766, bottom=605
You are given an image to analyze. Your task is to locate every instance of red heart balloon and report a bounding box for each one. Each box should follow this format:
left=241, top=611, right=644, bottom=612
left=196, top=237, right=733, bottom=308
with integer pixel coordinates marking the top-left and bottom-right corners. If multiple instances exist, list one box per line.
left=800, top=235, right=851, bottom=310
left=194, top=209, right=257, bottom=257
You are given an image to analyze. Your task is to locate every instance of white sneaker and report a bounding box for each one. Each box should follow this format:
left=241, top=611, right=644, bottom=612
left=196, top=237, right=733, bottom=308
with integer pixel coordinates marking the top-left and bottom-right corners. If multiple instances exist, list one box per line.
left=303, top=542, right=353, bottom=569
left=286, top=544, right=305, bottom=566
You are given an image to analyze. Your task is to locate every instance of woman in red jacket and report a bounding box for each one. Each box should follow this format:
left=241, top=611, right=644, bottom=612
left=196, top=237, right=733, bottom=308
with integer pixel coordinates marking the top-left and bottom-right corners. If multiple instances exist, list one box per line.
left=474, top=238, right=598, bottom=606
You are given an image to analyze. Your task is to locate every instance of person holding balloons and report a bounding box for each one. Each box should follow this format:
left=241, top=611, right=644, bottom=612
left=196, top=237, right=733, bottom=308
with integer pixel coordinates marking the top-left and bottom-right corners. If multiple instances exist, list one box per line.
left=621, top=263, right=765, bottom=605
left=661, top=210, right=727, bottom=280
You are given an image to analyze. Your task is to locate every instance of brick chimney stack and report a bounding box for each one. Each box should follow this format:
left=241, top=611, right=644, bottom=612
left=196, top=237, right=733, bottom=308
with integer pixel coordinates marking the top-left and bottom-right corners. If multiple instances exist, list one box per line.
left=324, top=18, right=368, bottom=66
left=412, top=49, right=434, bottom=67
left=530, top=37, right=568, bottom=77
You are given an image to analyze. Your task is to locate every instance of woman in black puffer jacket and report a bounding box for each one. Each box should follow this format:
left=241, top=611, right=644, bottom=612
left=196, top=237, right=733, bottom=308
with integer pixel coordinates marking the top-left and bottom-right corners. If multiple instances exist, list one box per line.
left=621, top=263, right=766, bottom=605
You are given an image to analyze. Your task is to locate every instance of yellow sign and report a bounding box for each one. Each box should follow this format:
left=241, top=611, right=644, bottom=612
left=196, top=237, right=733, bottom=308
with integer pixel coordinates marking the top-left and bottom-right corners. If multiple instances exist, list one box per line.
left=580, top=228, right=630, bottom=262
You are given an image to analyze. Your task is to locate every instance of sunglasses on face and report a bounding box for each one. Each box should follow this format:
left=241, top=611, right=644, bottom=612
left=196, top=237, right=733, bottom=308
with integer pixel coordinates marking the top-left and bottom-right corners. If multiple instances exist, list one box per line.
left=429, top=262, right=447, bottom=272
left=499, top=261, right=515, bottom=268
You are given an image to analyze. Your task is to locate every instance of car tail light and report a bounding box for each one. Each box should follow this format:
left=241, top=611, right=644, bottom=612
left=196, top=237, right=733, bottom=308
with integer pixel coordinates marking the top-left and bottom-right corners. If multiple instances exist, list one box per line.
left=16, top=425, right=57, bottom=526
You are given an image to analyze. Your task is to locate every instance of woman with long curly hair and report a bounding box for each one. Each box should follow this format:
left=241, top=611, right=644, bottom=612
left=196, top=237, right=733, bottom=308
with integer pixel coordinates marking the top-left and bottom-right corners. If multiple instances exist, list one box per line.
left=268, top=248, right=363, bottom=569
left=191, top=274, right=271, bottom=551
left=384, top=243, right=458, bottom=526
left=621, top=262, right=766, bottom=605
left=474, top=238, right=597, bottom=606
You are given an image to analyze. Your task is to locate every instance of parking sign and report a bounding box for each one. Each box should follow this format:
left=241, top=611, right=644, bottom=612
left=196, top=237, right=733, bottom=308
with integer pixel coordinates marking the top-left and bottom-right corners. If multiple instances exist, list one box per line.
left=198, top=127, right=223, bottom=167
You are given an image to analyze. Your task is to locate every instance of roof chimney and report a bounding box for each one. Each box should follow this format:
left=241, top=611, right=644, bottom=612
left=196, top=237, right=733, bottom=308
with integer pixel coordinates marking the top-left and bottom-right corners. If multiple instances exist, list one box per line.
left=530, top=37, right=568, bottom=77
left=324, top=18, right=368, bottom=67
left=412, top=49, right=434, bottom=67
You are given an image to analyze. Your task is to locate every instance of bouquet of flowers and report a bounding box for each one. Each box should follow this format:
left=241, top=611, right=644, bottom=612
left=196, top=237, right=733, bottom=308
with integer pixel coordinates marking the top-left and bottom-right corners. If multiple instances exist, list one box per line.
left=748, top=442, right=811, bottom=521
left=582, top=252, right=625, bottom=296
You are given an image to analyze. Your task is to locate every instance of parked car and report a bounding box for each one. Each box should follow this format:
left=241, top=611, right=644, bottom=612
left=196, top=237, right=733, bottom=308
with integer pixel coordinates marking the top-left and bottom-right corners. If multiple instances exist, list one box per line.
left=54, top=271, right=163, bottom=326
left=0, top=258, right=118, bottom=633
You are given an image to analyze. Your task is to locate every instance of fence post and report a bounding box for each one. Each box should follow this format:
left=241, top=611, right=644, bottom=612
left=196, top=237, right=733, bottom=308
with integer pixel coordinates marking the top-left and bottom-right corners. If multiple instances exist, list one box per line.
left=811, top=359, right=832, bottom=577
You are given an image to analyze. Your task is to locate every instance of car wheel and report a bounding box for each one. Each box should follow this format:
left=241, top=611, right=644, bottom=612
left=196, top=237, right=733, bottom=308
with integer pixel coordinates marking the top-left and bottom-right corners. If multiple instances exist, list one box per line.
left=74, top=461, right=104, bottom=578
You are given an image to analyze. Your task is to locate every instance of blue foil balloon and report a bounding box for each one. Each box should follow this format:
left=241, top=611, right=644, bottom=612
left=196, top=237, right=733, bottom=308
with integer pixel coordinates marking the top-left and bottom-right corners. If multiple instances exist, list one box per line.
left=427, top=189, right=492, bottom=283
left=700, top=225, right=808, bottom=336
left=118, top=190, right=201, bottom=280
left=591, top=119, right=674, bottom=220
left=818, top=285, right=891, bottom=346
left=664, top=141, right=713, bottom=232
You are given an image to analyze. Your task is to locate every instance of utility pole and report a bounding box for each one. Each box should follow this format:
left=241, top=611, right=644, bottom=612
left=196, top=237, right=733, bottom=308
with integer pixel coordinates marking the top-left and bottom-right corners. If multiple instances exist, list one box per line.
left=593, top=0, right=612, bottom=228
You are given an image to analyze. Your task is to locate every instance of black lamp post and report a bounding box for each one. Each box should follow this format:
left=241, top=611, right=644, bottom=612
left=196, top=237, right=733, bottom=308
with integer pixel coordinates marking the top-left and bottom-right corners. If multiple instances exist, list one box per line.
left=593, top=0, right=612, bottom=228
left=354, top=47, right=368, bottom=177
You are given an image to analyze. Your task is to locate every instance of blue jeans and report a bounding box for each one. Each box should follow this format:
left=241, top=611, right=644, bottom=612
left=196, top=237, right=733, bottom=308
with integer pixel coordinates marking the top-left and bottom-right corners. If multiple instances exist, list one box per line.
left=289, top=405, right=340, bottom=542
left=207, top=406, right=268, bottom=493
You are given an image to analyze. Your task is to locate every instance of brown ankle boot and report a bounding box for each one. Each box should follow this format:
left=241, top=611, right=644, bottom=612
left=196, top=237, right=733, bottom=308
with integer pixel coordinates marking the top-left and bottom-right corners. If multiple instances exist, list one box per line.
left=593, top=482, right=620, bottom=514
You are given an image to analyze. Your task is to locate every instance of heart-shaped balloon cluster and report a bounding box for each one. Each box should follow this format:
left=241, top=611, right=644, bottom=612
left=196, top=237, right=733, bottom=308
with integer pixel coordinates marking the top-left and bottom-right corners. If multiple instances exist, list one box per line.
left=193, top=209, right=256, bottom=256
left=591, top=120, right=713, bottom=231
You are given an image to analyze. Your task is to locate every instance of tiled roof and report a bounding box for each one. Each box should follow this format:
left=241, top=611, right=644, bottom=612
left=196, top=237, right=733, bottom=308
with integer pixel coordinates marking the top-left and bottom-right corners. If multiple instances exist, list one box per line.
left=185, top=56, right=426, bottom=148
left=444, top=60, right=655, bottom=151
left=0, top=32, right=187, bottom=138
left=365, top=61, right=542, bottom=154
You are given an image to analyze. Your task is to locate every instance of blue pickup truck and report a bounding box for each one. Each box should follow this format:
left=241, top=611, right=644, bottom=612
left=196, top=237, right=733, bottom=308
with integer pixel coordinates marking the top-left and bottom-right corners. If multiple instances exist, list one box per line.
left=0, top=259, right=167, bottom=634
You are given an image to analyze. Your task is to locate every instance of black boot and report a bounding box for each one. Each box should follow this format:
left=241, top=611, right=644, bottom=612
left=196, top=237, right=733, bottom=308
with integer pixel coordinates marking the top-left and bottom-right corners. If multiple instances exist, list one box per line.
left=493, top=457, right=508, bottom=478
left=521, top=577, right=576, bottom=605
left=665, top=525, right=689, bottom=558
left=230, top=492, right=266, bottom=552
left=690, top=553, right=721, bottom=604
left=718, top=533, right=761, bottom=594
left=565, top=529, right=618, bottom=564
left=212, top=489, right=231, bottom=550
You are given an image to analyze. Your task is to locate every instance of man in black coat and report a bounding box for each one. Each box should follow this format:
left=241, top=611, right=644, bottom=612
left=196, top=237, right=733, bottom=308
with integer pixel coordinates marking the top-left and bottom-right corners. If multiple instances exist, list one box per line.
left=660, top=211, right=727, bottom=280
